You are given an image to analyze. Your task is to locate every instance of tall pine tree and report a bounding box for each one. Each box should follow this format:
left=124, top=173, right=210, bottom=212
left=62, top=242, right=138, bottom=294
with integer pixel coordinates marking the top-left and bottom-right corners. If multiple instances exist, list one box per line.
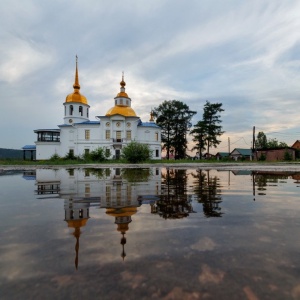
left=153, top=100, right=196, bottom=159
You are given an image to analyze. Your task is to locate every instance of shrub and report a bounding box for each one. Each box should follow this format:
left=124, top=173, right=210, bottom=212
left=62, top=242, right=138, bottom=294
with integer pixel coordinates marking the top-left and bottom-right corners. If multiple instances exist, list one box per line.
left=284, top=150, right=293, bottom=161
left=89, top=147, right=109, bottom=162
left=49, top=153, right=61, bottom=161
left=121, top=141, right=152, bottom=163
left=258, top=153, right=266, bottom=161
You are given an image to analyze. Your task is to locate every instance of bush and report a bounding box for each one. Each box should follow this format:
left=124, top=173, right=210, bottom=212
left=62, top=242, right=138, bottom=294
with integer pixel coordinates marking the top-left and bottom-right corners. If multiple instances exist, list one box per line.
left=88, top=147, right=109, bottom=162
left=121, top=141, right=152, bottom=163
left=284, top=150, right=293, bottom=161
left=64, top=151, right=77, bottom=160
left=49, top=153, right=61, bottom=161
left=258, top=153, right=266, bottom=161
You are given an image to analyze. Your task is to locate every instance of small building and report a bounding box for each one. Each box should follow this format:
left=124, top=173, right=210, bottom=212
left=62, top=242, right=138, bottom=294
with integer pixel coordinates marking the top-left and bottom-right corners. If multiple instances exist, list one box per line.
left=255, top=147, right=295, bottom=161
left=215, top=152, right=229, bottom=160
left=230, top=148, right=252, bottom=161
left=202, top=153, right=215, bottom=159
left=291, top=140, right=300, bottom=150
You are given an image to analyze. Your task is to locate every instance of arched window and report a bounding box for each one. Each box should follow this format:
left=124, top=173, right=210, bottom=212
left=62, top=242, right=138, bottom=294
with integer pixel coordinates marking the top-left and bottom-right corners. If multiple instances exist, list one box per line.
left=79, top=106, right=83, bottom=116
left=120, top=99, right=123, bottom=105
left=69, top=105, right=73, bottom=115
left=87, top=108, right=89, bottom=118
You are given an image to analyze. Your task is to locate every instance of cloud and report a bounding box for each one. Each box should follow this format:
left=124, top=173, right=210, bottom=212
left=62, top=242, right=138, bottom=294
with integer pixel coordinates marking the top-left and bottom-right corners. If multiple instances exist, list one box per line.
left=1, top=0, right=300, bottom=149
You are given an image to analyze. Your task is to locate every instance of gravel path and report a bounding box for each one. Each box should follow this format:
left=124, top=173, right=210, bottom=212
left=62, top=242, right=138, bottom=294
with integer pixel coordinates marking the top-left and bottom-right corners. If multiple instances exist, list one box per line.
left=1, top=162, right=300, bottom=172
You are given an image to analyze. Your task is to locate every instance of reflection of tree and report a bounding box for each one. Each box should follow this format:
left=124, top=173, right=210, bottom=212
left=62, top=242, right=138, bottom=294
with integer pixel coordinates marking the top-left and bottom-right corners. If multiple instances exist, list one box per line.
left=121, top=168, right=152, bottom=182
left=192, top=170, right=223, bottom=217
left=87, top=168, right=111, bottom=179
left=254, top=172, right=290, bottom=196
left=151, top=169, right=194, bottom=219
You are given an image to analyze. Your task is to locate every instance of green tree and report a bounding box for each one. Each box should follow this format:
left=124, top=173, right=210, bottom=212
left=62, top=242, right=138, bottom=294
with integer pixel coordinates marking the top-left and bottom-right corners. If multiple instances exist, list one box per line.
left=86, top=147, right=109, bottom=162
left=121, top=141, right=152, bottom=163
left=153, top=100, right=196, bottom=159
left=255, top=132, right=288, bottom=149
left=255, top=131, right=267, bottom=148
left=190, top=120, right=206, bottom=159
left=192, top=101, right=224, bottom=156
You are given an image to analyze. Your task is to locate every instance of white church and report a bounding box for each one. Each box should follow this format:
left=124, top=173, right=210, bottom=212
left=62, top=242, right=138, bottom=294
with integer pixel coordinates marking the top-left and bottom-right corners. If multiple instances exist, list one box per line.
left=30, top=59, right=161, bottom=160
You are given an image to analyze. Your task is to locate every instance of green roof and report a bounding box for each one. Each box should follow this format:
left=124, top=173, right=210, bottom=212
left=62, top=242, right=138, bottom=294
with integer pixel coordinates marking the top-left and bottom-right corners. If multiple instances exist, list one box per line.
left=231, top=148, right=252, bottom=156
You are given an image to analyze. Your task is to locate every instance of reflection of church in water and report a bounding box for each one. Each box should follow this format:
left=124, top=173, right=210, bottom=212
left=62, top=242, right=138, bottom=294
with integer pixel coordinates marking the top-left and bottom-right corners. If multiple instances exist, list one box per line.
left=34, top=167, right=196, bottom=268
left=35, top=167, right=162, bottom=268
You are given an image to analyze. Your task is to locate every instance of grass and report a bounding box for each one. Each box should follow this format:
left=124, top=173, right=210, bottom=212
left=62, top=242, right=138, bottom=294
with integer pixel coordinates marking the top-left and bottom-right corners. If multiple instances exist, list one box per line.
left=1, top=158, right=299, bottom=166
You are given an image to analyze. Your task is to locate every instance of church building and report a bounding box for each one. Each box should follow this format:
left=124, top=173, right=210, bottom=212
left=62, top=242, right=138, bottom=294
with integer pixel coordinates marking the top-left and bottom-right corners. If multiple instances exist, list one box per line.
left=34, top=58, right=161, bottom=160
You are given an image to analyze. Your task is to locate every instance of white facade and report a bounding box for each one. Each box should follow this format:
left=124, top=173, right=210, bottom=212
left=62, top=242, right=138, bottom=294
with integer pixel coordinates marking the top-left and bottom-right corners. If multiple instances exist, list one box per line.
left=34, top=61, right=161, bottom=160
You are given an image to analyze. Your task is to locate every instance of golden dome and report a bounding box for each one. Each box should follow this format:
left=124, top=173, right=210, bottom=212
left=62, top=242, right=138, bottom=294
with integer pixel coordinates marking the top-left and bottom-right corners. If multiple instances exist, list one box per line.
left=66, top=219, right=88, bottom=228
left=106, top=207, right=137, bottom=217
left=116, top=91, right=129, bottom=98
left=65, top=56, right=88, bottom=105
left=106, top=106, right=137, bottom=117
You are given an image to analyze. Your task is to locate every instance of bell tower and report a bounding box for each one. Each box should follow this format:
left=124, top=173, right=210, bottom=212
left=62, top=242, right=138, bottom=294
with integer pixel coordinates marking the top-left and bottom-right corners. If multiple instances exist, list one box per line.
left=63, top=56, right=90, bottom=125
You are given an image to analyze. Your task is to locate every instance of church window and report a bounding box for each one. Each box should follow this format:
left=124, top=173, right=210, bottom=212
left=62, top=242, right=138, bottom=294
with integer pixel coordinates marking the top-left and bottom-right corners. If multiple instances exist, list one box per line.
left=126, top=131, right=131, bottom=140
left=87, top=108, right=89, bottom=118
left=156, top=149, right=159, bottom=157
left=69, top=149, right=74, bottom=158
left=64, top=106, right=66, bottom=116
left=120, top=99, right=123, bottom=105
left=106, top=130, right=110, bottom=140
left=68, top=168, right=74, bottom=176
left=84, top=149, right=90, bottom=156
left=115, top=100, right=117, bottom=105
left=155, top=132, right=159, bottom=141
left=79, top=106, right=83, bottom=116
left=116, top=131, right=121, bottom=142
left=70, top=105, right=73, bottom=115
left=85, top=130, right=90, bottom=140
left=126, top=100, right=129, bottom=106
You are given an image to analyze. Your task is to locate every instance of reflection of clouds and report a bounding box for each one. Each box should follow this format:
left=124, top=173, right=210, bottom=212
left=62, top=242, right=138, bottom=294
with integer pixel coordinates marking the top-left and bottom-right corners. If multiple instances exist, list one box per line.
left=191, top=237, right=217, bottom=252
left=198, top=264, right=224, bottom=284
left=121, top=271, right=145, bottom=290
left=0, top=243, right=39, bottom=280
left=163, top=287, right=200, bottom=300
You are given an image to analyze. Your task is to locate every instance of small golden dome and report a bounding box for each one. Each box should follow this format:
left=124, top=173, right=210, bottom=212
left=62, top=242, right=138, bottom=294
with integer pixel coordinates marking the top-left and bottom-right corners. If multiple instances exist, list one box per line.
left=66, top=92, right=88, bottom=104
left=65, top=56, right=88, bottom=105
left=106, top=207, right=137, bottom=217
left=105, top=106, right=137, bottom=117
left=66, top=219, right=88, bottom=228
left=116, top=91, right=128, bottom=98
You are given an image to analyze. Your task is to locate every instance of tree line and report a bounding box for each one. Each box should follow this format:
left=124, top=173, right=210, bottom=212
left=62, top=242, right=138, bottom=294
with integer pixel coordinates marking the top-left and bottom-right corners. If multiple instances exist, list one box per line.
left=153, top=99, right=224, bottom=160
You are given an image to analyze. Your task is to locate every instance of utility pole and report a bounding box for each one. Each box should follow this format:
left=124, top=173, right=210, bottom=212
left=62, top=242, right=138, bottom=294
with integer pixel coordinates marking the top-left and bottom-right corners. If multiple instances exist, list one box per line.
left=252, top=126, right=255, bottom=150
left=252, top=126, right=256, bottom=161
left=228, top=137, right=230, bottom=154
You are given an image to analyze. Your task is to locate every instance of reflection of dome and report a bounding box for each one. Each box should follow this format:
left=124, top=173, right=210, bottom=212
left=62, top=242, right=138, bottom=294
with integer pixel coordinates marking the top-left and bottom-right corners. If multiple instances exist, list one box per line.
left=66, top=219, right=88, bottom=228
left=105, top=106, right=137, bottom=117
left=65, top=56, right=88, bottom=105
left=106, top=206, right=138, bottom=260
left=106, top=207, right=137, bottom=218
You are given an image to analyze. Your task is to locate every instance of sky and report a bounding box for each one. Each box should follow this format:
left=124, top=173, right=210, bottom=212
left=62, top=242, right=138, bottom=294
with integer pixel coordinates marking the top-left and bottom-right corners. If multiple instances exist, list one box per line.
left=1, top=0, right=300, bottom=154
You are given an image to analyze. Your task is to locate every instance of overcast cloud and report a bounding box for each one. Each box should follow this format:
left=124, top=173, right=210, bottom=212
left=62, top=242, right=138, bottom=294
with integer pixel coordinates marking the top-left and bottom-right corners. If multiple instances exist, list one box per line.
left=1, top=0, right=300, bottom=152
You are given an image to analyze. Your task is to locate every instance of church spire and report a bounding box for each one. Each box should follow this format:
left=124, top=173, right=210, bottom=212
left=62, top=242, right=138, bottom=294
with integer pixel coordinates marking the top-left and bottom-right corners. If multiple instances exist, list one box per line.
left=73, top=55, right=80, bottom=91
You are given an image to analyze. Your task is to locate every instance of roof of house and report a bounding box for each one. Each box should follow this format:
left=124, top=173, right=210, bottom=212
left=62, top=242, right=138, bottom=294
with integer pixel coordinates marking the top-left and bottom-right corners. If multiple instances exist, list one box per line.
left=230, top=148, right=252, bottom=156
left=216, top=152, right=229, bottom=157
left=138, top=121, right=160, bottom=128
left=22, top=145, right=36, bottom=150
